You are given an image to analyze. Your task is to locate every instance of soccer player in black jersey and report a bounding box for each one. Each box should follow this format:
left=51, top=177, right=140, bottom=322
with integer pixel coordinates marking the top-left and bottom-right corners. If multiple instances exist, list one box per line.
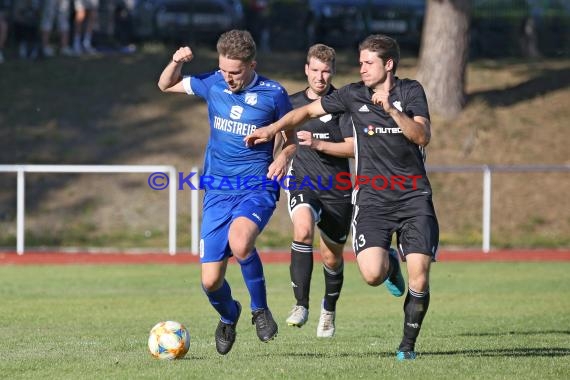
left=245, top=34, right=439, bottom=360
left=284, top=44, right=354, bottom=338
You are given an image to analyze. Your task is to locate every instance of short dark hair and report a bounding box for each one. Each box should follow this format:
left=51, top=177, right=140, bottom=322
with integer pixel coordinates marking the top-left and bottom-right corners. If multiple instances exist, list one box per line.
left=217, top=30, right=256, bottom=62
left=307, top=43, right=336, bottom=71
left=359, top=34, right=400, bottom=74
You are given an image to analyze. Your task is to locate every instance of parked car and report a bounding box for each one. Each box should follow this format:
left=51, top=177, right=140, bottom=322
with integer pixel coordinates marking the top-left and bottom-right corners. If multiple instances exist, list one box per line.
left=132, top=0, right=244, bottom=44
left=363, top=0, right=426, bottom=51
left=267, top=0, right=424, bottom=51
left=305, top=0, right=367, bottom=47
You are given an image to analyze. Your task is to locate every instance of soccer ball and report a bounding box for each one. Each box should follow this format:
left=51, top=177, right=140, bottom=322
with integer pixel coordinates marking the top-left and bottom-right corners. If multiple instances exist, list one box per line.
left=148, top=321, right=190, bottom=360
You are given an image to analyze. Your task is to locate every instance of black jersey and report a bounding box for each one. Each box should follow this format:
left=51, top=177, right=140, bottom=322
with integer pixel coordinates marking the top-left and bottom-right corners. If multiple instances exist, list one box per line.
left=321, top=78, right=434, bottom=208
left=289, top=87, right=353, bottom=202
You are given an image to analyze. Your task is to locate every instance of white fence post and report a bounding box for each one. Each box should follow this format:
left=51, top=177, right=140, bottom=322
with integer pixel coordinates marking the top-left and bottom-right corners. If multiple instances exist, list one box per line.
left=482, top=166, right=492, bottom=253
left=168, top=166, right=177, bottom=256
left=16, top=166, right=25, bottom=255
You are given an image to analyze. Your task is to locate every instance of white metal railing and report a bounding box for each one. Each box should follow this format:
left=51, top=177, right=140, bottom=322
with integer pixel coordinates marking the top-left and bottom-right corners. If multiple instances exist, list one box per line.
left=427, top=164, right=570, bottom=252
left=0, top=165, right=178, bottom=255
left=1, top=164, right=568, bottom=255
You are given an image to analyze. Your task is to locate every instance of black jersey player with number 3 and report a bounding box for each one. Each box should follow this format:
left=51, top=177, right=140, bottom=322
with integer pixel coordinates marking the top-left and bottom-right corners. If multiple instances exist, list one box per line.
left=245, top=34, right=439, bottom=361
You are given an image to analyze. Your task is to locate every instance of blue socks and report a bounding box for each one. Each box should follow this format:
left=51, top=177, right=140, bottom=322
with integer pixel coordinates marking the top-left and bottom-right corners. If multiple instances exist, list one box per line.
left=203, top=280, right=239, bottom=324
left=204, top=250, right=268, bottom=322
left=237, top=249, right=268, bottom=311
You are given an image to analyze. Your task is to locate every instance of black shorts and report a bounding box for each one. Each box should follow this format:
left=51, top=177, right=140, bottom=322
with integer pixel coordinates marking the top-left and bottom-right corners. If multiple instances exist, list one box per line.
left=351, top=200, right=439, bottom=259
left=287, top=189, right=352, bottom=245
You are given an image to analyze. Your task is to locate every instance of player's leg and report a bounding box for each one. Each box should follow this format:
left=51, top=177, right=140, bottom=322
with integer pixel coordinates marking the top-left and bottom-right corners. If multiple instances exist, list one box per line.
left=286, top=200, right=316, bottom=327
left=230, top=192, right=278, bottom=342
left=200, top=194, right=241, bottom=355
left=355, top=246, right=390, bottom=284
left=352, top=205, right=404, bottom=296
left=315, top=201, right=351, bottom=337
left=202, top=261, right=242, bottom=356
left=396, top=215, right=439, bottom=360
left=202, top=259, right=234, bottom=320
left=316, top=234, right=344, bottom=337
left=396, top=253, right=431, bottom=360
left=229, top=216, right=266, bottom=309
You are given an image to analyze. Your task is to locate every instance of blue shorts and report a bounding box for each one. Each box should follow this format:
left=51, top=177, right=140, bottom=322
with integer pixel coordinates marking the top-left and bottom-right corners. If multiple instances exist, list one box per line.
left=199, top=191, right=277, bottom=263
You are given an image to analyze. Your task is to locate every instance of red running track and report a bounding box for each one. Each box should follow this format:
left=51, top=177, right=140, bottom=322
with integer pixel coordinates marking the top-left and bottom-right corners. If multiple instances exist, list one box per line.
left=0, top=249, right=569, bottom=265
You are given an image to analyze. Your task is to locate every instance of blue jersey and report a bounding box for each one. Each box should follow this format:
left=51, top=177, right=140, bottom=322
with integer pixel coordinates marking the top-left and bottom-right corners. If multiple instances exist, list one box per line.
left=183, top=71, right=292, bottom=196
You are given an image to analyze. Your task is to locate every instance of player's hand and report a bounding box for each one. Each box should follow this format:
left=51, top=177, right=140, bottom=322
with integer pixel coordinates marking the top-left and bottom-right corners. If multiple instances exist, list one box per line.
left=296, top=130, right=321, bottom=151
left=267, top=153, right=287, bottom=181
left=172, top=46, right=194, bottom=64
left=244, top=127, right=275, bottom=147
left=371, top=72, right=394, bottom=113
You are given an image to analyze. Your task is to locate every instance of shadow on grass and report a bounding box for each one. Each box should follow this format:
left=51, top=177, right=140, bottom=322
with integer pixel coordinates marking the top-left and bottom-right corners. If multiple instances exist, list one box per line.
left=468, top=67, right=570, bottom=107
left=422, top=347, right=570, bottom=357
left=458, top=329, right=570, bottom=337
left=276, top=347, right=570, bottom=359
left=273, top=351, right=384, bottom=359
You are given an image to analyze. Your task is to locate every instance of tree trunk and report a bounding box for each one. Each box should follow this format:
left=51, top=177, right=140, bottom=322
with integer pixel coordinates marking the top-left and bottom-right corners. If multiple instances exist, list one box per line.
left=417, top=0, right=470, bottom=120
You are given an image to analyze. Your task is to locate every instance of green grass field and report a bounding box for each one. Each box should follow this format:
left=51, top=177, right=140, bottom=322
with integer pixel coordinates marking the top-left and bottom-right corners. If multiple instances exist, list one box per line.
left=1, top=261, right=568, bottom=379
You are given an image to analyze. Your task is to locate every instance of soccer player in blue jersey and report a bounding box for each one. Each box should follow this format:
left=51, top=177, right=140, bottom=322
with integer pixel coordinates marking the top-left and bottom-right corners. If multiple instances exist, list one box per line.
left=158, top=30, right=296, bottom=355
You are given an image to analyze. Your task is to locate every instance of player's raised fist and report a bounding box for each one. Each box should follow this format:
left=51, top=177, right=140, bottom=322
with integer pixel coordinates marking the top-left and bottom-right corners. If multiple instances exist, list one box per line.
left=172, top=47, right=194, bottom=64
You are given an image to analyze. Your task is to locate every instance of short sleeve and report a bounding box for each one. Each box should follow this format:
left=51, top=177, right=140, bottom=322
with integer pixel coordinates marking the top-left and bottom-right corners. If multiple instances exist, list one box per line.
left=273, top=87, right=293, bottom=121
left=321, top=85, right=351, bottom=115
left=338, top=112, right=353, bottom=139
left=183, top=70, right=223, bottom=99
left=402, top=80, right=430, bottom=120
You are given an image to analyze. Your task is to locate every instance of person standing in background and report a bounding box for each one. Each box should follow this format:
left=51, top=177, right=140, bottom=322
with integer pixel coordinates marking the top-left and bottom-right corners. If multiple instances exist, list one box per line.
left=0, top=0, right=10, bottom=63
left=40, top=0, right=73, bottom=56
left=73, top=0, right=98, bottom=54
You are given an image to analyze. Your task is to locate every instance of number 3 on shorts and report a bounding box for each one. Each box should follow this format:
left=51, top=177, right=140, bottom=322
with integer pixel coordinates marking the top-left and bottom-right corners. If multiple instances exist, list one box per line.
left=356, top=234, right=366, bottom=248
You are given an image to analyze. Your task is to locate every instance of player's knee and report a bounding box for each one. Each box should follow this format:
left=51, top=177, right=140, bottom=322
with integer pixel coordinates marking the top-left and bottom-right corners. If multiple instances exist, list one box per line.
left=322, top=254, right=342, bottom=271
left=366, top=277, right=384, bottom=287
left=408, top=275, right=429, bottom=293
left=228, top=240, right=254, bottom=260
left=358, top=258, right=390, bottom=286
left=293, top=226, right=313, bottom=244
left=361, top=272, right=384, bottom=287
left=201, top=277, right=223, bottom=292
left=232, top=249, right=251, bottom=261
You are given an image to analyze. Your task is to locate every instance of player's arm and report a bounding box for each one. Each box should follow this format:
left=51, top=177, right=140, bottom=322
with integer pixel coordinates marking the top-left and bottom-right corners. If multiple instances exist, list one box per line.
left=389, top=112, right=430, bottom=147
left=158, top=47, right=194, bottom=93
left=297, top=131, right=354, bottom=158
left=268, top=130, right=297, bottom=180
left=244, top=99, right=326, bottom=146
left=371, top=73, right=431, bottom=146
left=280, top=129, right=298, bottom=163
